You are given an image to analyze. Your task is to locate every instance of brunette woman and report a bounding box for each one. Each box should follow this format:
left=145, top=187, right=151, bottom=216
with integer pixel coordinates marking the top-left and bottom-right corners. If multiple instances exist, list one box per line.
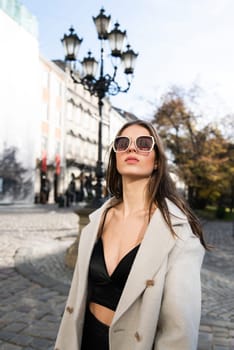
left=55, top=120, right=207, bottom=350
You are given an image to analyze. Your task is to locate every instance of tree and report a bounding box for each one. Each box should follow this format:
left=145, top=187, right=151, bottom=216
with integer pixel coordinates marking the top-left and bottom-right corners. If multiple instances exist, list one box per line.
left=218, top=142, right=234, bottom=213
left=0, top=146, right=32, bottom=201
left=152, top=87, right=232, bottom=209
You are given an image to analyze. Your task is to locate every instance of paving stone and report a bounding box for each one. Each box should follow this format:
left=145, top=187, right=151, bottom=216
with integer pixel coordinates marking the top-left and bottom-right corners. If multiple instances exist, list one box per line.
left=11, top=334, right=35, bottom=347
left=199, top=324, right=213, bottom=333
left=2, top=323, right=28, bottom=333
left=29, top=337, right=54, bottom=350
left=24, top=327, right=57, bottom=340
left=0, top=342, right=23, bottom=350
left=214, top=337, right=232, bottom=346
left=198, top=332, right=213, bottom=350
left=1, top=312, right=26, bottom=324
left=0, top=331, right=16, bottom=342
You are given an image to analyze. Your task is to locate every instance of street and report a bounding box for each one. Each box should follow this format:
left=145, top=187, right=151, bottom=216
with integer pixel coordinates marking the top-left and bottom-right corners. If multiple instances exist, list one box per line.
left=0, top=206, right=233, bottom=350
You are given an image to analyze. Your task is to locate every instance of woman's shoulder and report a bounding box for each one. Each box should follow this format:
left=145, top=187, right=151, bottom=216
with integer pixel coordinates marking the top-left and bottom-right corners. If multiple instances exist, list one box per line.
left=165, top=199, right=187, bottom=223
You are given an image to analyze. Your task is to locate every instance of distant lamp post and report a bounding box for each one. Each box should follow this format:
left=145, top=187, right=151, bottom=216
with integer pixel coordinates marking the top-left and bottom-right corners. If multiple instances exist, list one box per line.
left=61, top=8, right=138, bottom=208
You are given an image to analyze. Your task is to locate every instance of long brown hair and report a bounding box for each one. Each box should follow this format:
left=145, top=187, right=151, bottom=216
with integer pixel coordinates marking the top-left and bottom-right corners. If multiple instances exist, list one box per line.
left=106, top=119, right=208, bottom=249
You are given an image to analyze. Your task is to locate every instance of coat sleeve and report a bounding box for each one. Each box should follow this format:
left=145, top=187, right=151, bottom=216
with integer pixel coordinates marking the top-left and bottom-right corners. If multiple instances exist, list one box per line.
left=154, top=223, right=205, bottom=350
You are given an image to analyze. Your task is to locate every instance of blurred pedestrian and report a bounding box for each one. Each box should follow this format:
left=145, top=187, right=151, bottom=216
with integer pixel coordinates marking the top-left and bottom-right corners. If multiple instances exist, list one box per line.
left=84, top=174, right=93, bottom=199
left=40, top=174, right=50, bottom=204
left=65, top=173, right=76, bottom=206
left=77, top=172, right=84, bottom=202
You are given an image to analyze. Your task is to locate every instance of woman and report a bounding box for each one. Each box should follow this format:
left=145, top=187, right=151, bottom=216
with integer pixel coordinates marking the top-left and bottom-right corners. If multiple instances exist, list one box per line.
left=55, top=120, right=207, bottom=350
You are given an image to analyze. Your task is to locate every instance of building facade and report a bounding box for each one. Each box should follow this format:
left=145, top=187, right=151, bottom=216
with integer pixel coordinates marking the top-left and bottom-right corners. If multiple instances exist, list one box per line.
left=35, top=57, right=66, bottom=204
left=0, top=0, right=40, bottom=204
left=37, top=58, right=120, bottom=204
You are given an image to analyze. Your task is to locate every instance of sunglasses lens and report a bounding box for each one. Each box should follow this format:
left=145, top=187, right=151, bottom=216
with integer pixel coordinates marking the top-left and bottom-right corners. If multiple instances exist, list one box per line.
left=114, top=137, right=130, bottom=152
left=136, top=136, right=153, bottom=151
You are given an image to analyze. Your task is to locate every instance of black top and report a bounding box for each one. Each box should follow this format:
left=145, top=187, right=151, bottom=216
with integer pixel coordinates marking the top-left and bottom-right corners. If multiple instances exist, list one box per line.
left=88, top=238, right=140, bottom=311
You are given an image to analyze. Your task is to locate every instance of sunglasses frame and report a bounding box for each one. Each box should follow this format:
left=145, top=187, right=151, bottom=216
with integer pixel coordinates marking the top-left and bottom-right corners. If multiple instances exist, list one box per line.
left=113, top=135, right=155, bottom=153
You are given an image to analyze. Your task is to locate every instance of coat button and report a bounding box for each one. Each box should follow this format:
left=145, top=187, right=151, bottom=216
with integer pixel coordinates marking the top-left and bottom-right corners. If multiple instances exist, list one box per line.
left=66, top=306, right=74, bottom=314
left=146, top=279, right=155, bottom=287
left=134, top=331, right=142, bottom=342
left=113, top=328, right=124, bottom=333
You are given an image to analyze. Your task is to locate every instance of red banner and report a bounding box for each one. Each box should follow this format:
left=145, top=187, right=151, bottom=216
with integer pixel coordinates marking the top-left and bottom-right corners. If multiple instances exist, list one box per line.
left=41, top=150, right=47, bottom=173
left=55, top=154, right=61, bottom=175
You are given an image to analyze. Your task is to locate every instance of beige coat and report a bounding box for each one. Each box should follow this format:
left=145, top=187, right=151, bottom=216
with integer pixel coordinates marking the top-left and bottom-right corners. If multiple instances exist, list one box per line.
left=54, top=198, right=204, bottom=350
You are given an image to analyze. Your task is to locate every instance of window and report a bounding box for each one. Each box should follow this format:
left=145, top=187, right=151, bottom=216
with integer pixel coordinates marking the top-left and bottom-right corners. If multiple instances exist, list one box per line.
left=41, top=136, right=48, bottom=151
left=67, top=102, right=73, bottom=121
left=41, top=102, right=49, bottom=121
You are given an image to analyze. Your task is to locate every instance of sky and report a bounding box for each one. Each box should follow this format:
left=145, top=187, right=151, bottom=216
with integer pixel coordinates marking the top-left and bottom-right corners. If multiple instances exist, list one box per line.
left=20, top=0, right=234, bottom=122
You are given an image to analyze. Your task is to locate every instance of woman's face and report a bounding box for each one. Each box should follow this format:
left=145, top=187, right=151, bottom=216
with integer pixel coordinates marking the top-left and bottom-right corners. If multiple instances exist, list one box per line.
left=115, top=125, right=156, bottom=179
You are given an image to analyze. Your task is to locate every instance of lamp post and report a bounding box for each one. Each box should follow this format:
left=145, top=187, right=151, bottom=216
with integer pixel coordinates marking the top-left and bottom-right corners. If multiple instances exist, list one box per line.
left=61, top=8, right=138, bottom=208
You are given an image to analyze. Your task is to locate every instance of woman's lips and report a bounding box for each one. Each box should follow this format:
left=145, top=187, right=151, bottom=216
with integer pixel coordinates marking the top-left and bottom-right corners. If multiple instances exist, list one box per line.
left=125, top=157, right=139, bottom=164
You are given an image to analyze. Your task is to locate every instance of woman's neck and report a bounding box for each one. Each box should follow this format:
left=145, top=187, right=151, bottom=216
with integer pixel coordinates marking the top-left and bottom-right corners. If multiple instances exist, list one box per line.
left=120, top=177, right=151, bottom=217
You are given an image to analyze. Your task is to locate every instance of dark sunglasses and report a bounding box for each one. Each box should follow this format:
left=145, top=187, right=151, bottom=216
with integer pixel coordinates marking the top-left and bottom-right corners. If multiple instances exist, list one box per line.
left=113, top=136, right=155, bottom=153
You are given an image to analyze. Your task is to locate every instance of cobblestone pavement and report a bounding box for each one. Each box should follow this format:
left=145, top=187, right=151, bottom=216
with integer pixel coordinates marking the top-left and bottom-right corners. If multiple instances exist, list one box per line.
left=0, top=205, right=233, bottom=350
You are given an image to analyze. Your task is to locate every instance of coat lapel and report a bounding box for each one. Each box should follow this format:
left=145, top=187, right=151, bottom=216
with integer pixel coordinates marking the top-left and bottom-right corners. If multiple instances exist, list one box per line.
left=73, top=206, right=105, bottom=319
left=112, top=202, right=187, bottom=325
left=73, top=199, right=115, bottom=319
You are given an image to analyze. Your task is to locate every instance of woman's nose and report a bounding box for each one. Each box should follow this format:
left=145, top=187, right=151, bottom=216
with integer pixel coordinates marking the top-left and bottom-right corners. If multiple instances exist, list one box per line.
left=127, top=139, right=137, bottom=152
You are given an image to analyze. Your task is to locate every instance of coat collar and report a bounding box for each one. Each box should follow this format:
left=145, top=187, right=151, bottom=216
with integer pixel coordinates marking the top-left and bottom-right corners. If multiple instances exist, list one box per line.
left=165, top=198, right=187, bottom=225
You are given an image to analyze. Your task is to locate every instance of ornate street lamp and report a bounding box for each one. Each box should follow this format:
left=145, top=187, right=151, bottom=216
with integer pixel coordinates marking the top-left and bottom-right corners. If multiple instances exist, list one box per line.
left=61, top=8, right=138, bottom=208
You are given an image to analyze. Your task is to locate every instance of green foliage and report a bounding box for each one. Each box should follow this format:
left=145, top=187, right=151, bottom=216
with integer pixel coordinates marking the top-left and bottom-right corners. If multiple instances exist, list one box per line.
left=0, top=146, right=32, bottom=199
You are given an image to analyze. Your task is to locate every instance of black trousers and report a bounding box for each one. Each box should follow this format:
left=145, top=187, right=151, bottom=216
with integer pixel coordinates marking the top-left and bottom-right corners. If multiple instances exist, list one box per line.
left=81, top=307, right=109, bottom=350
